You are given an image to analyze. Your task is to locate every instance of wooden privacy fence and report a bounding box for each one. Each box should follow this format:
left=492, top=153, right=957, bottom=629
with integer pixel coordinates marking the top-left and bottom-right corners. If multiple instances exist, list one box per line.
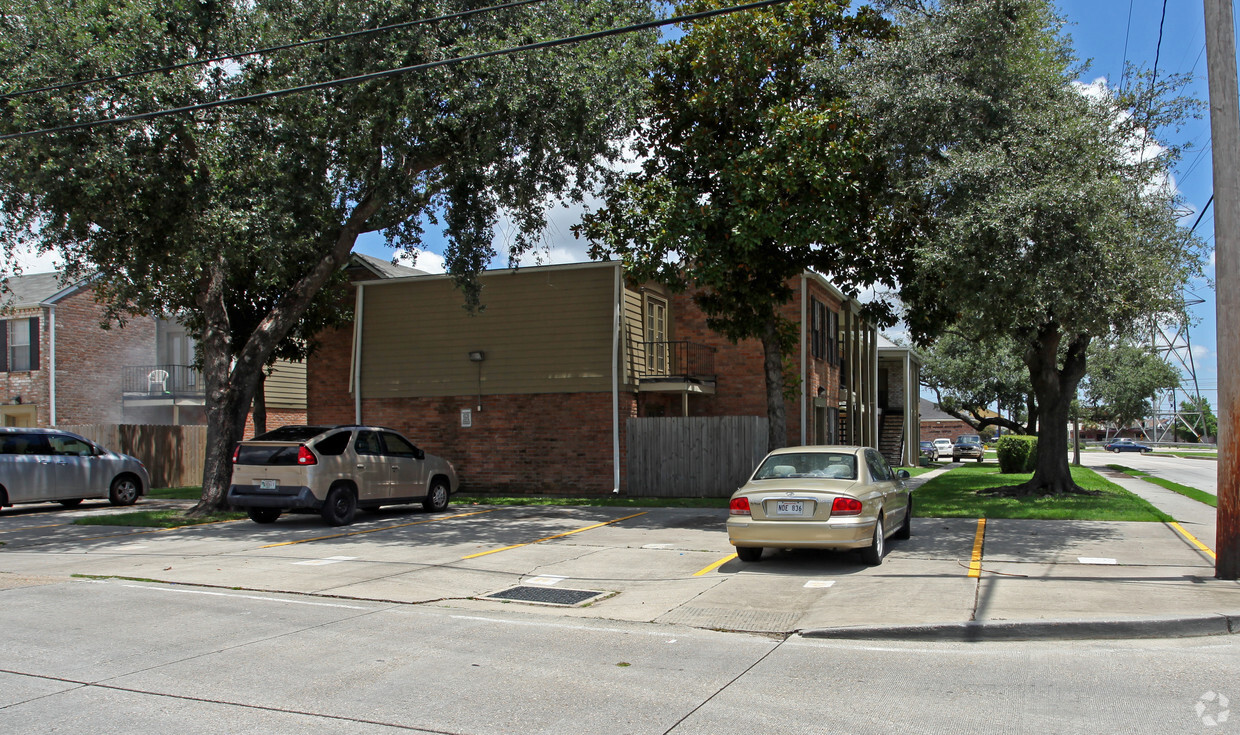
left=59, top=424, right=206, bottom=488
left=626, top=416, right=768, bottom=497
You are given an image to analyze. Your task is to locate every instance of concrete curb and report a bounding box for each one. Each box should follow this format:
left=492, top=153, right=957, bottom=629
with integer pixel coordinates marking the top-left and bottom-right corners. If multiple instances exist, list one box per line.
left=800, top=613, right=1240, bottom=642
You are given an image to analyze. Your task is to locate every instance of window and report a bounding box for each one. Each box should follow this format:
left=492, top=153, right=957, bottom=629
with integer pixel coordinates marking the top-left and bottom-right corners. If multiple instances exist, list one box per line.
left=0, top=318, right=39, bottom=372
left=827, top=309, right=839, bottom=365
left=646, top=296, right=667, bottom=374
left=810, top=299, right=826, bottom=360
left=313, top=431, right=351, bottom=456
left=380, top=432, right=418, bottom=458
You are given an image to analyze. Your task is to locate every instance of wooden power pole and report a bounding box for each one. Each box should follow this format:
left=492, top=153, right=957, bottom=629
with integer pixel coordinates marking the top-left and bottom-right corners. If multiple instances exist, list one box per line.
left=1205, top=0, right=1239, bottom=579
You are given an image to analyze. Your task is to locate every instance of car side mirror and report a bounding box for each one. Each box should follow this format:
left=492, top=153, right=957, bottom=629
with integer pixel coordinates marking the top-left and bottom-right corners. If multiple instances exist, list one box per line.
left=897, top=470, right=910, bottom=479
left=413, top=448, right=425, bottom=460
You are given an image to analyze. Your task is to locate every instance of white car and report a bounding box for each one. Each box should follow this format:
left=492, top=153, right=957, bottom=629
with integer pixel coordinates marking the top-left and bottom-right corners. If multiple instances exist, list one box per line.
left=932, top=438, right=953, bottom=461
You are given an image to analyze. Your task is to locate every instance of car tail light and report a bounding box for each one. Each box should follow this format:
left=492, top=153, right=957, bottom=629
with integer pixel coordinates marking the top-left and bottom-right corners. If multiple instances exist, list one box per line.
left=231, top=445, right=240, bottom=463
left=729, top=497, right=751, bottom=515
left=297, top=445, right=317, bottom=465
left=831, top=497, right=862, bottom=515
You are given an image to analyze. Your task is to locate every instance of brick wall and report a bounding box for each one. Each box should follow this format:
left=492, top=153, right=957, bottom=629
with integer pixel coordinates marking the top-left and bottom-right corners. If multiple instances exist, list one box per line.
left=242, top=409, right=309, bottom=439
left=52, top=289, right=156, bottom=425
left=920, top=419, right=977, bottom=443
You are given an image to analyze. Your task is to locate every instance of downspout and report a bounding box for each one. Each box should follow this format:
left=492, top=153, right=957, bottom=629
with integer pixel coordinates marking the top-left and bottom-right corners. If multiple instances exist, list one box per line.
left=352, top=284, right=365, bottom=425
left=612, top=263, right=622, bottom=494
left=800, top=275, right=807, bottom=446
left=48, top=305, right=56, bottom=425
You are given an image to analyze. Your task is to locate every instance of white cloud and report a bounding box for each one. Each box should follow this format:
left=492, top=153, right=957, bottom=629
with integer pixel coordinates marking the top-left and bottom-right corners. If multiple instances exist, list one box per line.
left=394, top=248, right=445, bottom=274
left=1190, top=343, right=1211, bottom=360
left=2, top=245, right=62, bottom=277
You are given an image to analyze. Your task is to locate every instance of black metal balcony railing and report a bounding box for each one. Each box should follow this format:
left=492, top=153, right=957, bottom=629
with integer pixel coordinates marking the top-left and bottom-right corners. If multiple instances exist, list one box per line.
left=633, top=341, right=716, bottom=381
left=122, top=365, right=205, bottom=397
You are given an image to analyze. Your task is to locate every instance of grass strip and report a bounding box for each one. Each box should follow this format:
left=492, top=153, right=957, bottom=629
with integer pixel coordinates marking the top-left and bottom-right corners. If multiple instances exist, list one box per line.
left=73, top=510, right=245, bottom=528
left=147, top=487, right=204, bottom=500
left=914, top=463, right=1172, bottom=522
left=1107, top=464, right=1218, bottom=508
left=454, top=495, right=728, bottom=509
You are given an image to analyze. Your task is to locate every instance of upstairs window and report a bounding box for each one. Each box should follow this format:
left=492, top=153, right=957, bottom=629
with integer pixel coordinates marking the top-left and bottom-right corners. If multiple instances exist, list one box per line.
left=0, top=318, right=39, bottom=372
left=810, top=298, right=826, bottom=360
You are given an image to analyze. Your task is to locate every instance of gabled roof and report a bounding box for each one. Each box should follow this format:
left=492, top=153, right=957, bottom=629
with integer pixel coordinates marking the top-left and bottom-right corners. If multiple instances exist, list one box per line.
left=349, top=252, right=428, bottom=279
left=0, top=270, right=93, bottom=310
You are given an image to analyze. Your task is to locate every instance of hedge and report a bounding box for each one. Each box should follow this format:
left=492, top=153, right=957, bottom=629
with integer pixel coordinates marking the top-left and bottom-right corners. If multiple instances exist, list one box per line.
left=996, top=435, right=1038, bottom=473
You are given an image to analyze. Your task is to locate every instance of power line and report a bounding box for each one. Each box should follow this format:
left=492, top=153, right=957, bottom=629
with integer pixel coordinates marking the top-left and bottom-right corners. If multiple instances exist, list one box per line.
left=1190, top=195, right=1215, bottom=233
left=0, top=0, right=552, bottom=101
left=1119, top=0, right=1135, bottom=90
left=0, top=0, right=790, bottom=142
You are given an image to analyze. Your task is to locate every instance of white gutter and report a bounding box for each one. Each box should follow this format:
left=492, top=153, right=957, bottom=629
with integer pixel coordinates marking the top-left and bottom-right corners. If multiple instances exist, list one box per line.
left=48, top=305, right=56, bottom=425
left=800, top=274, right=807, bottom=446
left=352, top=284, right=365, bottom=424
left=612, top=263, right=622, bottom=493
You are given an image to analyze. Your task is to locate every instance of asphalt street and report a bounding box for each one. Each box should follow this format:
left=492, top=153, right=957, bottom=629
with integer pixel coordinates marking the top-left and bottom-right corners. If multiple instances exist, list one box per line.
left=0, top=577, right=1236, bottom=734
left=1088, top=449, right=1218, bottom=496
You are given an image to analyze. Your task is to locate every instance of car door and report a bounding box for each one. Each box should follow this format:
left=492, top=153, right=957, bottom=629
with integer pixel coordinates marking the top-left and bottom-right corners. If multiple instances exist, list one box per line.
left=865, top=449, right=906, bottom=529
left=380, top=432, right=427, bottom=501
left=46, top=433, right=98, bottom=499
left=351, top=430, right=391, bottom=502
left=1, top=433, right=50, bottom=503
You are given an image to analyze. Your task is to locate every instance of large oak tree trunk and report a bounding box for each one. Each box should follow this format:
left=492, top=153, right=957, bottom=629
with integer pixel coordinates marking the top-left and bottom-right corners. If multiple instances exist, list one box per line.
left=762, top=316, right=787, bottom=452
left=1017, top=327, right=1090, bottom=495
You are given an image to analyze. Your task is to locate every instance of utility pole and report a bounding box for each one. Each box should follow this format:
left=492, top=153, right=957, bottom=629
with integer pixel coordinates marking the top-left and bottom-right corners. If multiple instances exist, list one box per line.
left=1205, top=0, right=1239, bottom=579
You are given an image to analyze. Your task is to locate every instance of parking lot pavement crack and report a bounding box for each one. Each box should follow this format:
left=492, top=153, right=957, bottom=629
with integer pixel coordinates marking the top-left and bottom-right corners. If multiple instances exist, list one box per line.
left=0, top=669, right=456, bottom=733
left=661, top=635, right=788, bottom=734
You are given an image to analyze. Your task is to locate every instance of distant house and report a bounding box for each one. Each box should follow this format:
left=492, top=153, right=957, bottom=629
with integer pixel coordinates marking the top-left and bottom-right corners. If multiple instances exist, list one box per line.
left=0, top=253, right=417, bottom=430
left=307, top=260, right=922, bottom=495
left=919, top=397, right=987, bottom=443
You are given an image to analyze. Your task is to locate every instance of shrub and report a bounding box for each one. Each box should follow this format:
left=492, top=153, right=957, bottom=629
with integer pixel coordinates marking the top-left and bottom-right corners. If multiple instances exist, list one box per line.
left=996, top=435, right=1038, bottom=474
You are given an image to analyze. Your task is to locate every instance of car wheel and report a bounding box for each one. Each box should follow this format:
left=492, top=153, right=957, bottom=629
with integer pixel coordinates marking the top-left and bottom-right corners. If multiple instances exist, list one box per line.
left=58, top=498, right=83, bottom=508
left=423, top=479, right=450, bottom=513
left=1141, top=448, right=1151, bottom=454
left=894, top=499, right=912, bottom=540
left=108, top=476, right=139, bottom=506
left=735, top=546, right=762, bottom=562
left=860, top=516, right=884, bottom=566
left=976, top=455, right=983, bottom=463
left=321, top=485, right=357, bottom=526
left=247, top=507, right=281, bottom=524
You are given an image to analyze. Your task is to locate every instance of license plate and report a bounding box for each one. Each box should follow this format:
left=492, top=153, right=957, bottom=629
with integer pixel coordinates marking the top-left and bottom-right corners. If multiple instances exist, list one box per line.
left=776, top=501, right=803, bottom=515
left=259, top=479, right=279, bottom=491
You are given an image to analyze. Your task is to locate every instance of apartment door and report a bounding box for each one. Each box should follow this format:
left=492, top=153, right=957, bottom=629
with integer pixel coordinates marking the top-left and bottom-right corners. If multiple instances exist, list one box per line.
left=646, top=296, right=667, bottom=375
left=1, top=406, right=36, bottom=427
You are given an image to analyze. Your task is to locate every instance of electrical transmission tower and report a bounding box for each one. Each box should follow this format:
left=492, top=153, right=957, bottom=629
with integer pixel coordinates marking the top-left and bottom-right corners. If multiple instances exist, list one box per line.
left=1145, top=293, right=1210, bottom=443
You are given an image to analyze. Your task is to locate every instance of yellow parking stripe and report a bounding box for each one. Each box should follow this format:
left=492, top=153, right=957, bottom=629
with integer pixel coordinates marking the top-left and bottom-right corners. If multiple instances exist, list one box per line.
left=261, top=509, right=494, bottom=548
left=967, top=518, right=987, bottom=578
left=693, top=554, right=737, bottom=576
left=1169, top=521, right=1217, bottom=560
left=461, top=512, right=647, bottom=559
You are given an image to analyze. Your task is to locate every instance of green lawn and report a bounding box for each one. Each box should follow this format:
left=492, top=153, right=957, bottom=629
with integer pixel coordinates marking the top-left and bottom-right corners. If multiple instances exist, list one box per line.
left=914, top=463, right=1172, bottom=521
left=147, top=487, right=204, bottom=500
left=1107, top=464, right=1218, bottom=507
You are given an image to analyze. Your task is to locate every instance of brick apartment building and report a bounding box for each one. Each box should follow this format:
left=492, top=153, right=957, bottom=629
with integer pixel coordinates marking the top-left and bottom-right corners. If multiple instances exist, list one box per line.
left=308, top=261, right=921, bottom=496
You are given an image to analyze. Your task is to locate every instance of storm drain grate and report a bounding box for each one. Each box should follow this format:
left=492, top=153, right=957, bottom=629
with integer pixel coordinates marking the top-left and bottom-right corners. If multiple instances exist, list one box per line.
left=484, top=585, right=607, bottom=606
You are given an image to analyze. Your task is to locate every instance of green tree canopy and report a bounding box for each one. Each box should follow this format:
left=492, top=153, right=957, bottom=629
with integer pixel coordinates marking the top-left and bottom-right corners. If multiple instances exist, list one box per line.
left=850, top=0, right=1204, bottom=494
left=0, top=0, right=659, bottom=510
left=920, top=331, right=1035, bottom=435
left=1081, top=339, right=1181, bottom=435
left=578, top=0, right=908, bottom=450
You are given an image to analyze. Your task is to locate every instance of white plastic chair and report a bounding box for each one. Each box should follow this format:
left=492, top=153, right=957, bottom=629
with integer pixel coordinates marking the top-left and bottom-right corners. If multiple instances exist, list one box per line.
left=147, top=369, right=169, bottom=394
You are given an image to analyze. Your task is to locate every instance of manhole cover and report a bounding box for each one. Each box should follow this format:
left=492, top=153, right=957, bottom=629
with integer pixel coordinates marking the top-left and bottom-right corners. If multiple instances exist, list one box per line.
left=484, top=585, right=606, bottom=606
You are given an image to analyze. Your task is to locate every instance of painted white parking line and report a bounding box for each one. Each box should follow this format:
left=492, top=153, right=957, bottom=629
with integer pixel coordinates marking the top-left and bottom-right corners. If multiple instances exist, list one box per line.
left=1078, top=557, right=1118, bottom=565
left=122, top=585, right=368, bottom=609
left=803, top=580, right=836, bottom=589
left=293, top=556, right=358, bottom=566
left=527, top=575, right=567, bottom=586
left=642, top=544, right=674, bottom=549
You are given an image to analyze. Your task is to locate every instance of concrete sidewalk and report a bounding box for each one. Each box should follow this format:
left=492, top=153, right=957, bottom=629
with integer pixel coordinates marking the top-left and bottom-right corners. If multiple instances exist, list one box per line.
left=0, top=463, right=1237, bottom=642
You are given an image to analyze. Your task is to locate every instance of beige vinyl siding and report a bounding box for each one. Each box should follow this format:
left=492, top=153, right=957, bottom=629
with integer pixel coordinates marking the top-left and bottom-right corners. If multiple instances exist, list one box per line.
left=623, top=287, right=644, bottom=386
left=264, top=359, right=307, bottom=410
left=361, top=264, right=620, bottom=397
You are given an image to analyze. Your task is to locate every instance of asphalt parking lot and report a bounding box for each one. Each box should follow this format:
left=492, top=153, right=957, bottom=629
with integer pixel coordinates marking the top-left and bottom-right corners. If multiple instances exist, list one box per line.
left=1, top=477, right=1236, bottom=637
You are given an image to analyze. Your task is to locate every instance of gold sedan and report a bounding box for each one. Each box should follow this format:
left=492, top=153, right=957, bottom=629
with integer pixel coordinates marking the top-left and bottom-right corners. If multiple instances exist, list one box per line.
left=726, top=446, right=912, bottom=565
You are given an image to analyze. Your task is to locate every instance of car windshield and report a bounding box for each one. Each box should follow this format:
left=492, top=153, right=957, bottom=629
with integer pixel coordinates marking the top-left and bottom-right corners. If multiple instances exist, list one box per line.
left=956, top=435, right=981, bottom=445
left=753, top=453, right=858, bottom=481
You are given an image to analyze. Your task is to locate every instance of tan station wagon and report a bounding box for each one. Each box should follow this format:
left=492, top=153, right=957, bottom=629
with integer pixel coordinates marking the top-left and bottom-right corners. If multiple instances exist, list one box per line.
left=227, top=425, right=459, bottom=526
left=727, top=446, right=911, bottom=565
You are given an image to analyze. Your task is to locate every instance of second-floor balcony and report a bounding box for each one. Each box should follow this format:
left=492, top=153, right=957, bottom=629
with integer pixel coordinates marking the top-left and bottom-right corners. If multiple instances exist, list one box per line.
left=631, top=341, right=716, bottom=393
left=122, top=365, right=205, bottom=401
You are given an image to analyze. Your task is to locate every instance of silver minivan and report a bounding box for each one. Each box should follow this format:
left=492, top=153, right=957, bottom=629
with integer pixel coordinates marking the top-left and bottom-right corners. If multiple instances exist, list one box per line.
left=0, top=428, right=150, bottom=509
